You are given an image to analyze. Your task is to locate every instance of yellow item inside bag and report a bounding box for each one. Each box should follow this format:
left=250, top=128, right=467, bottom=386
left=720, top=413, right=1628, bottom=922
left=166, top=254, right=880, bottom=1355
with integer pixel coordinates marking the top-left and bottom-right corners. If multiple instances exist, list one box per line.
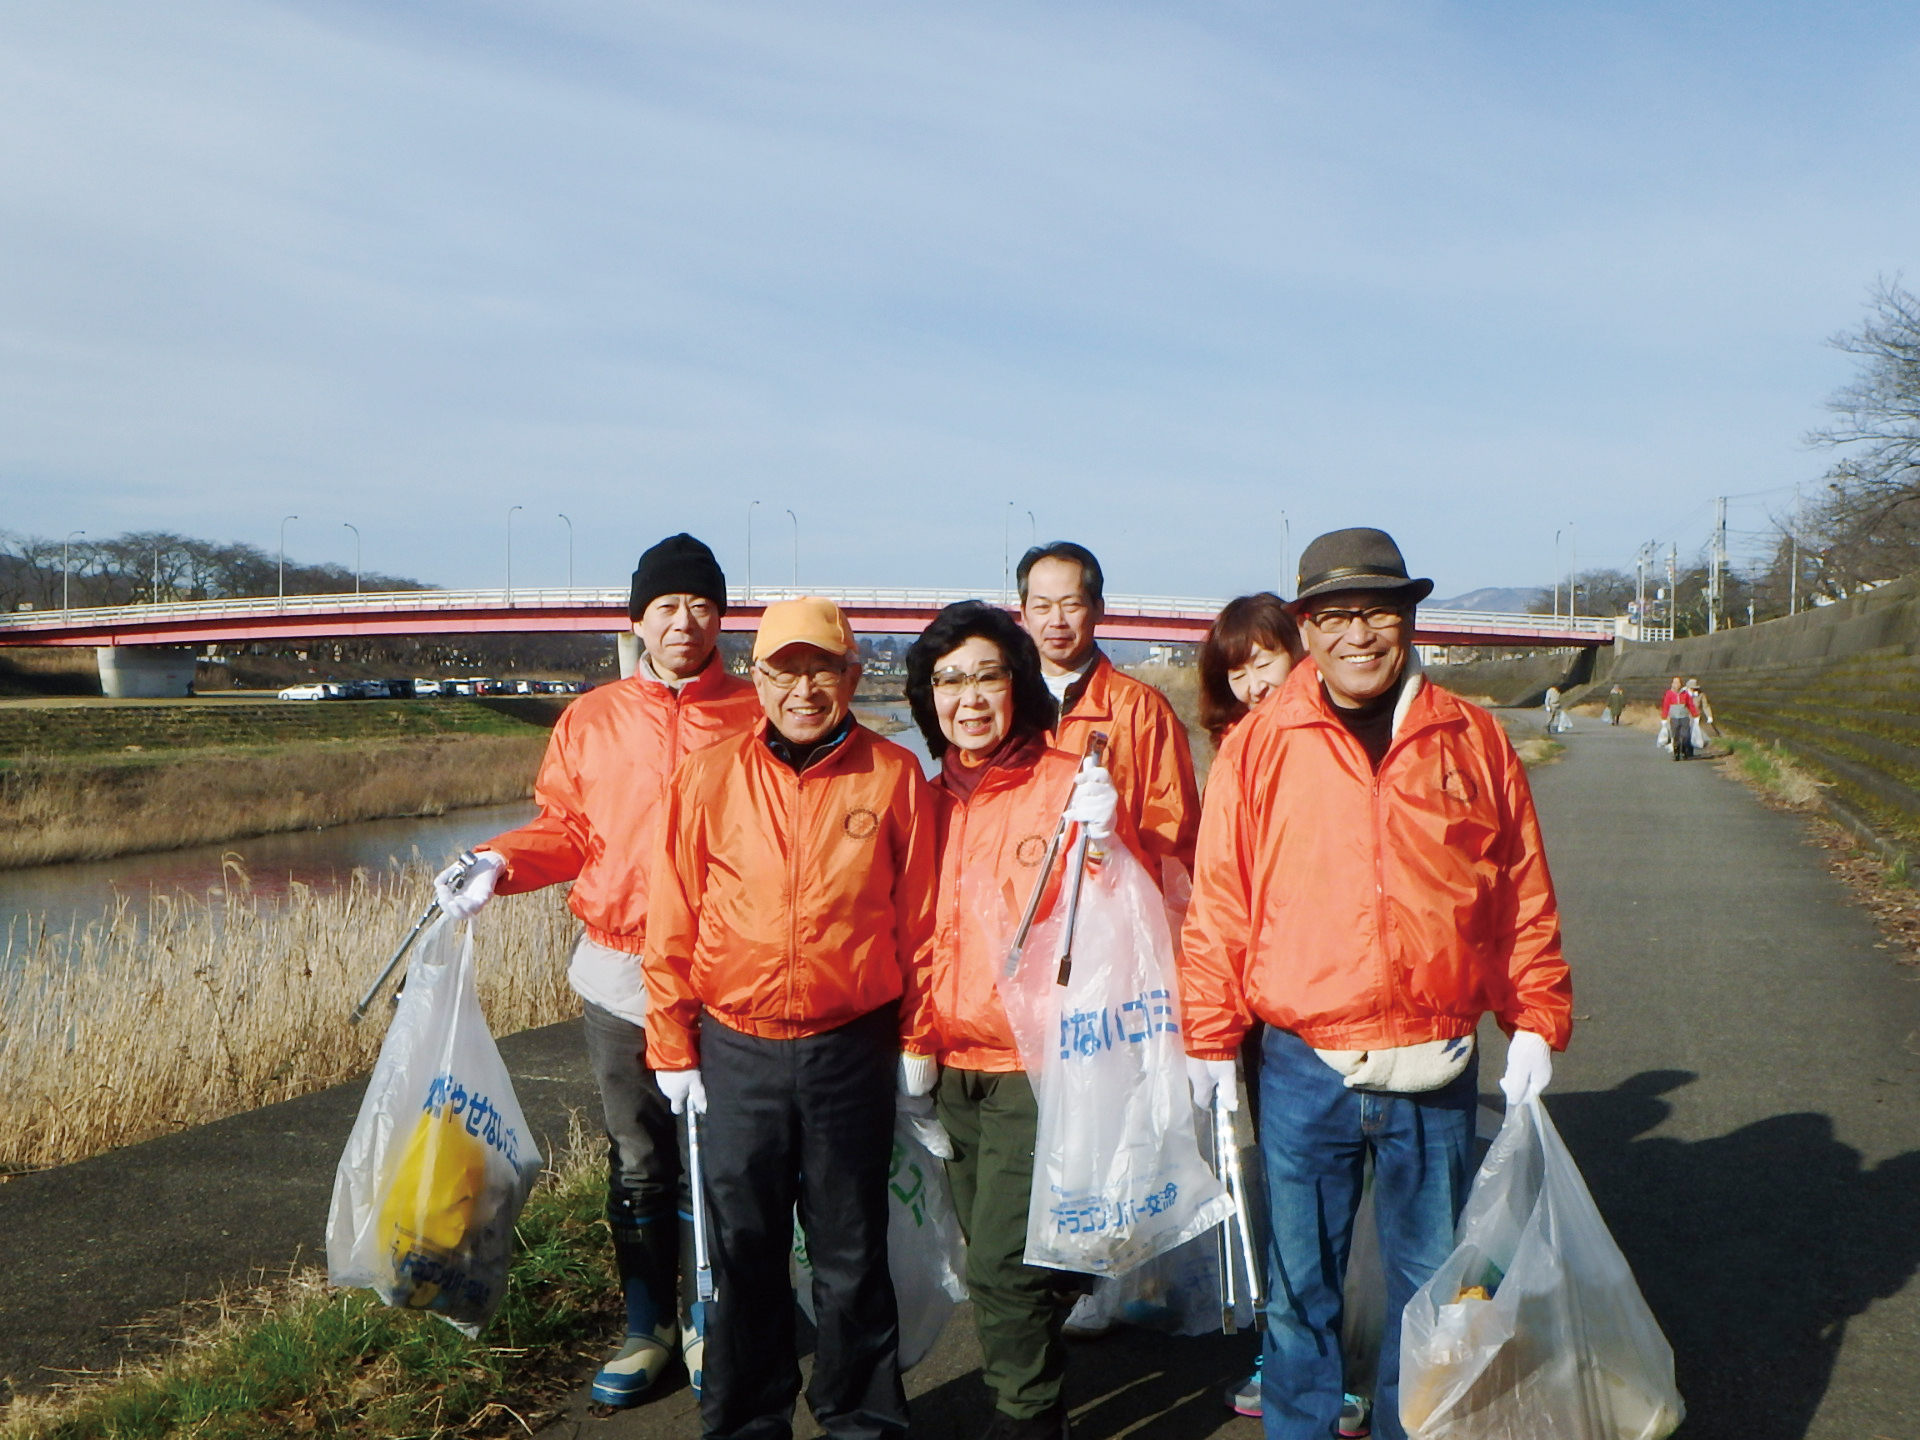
left=379, top=1107, right=488, bottom=1307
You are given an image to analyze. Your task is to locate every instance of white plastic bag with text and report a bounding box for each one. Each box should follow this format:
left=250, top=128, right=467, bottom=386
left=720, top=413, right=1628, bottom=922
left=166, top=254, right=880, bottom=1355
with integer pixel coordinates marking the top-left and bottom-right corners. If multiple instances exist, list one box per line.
left=997, top=839, right=1229, bottom=1276
left=326, top=916, right=543, bottom=1335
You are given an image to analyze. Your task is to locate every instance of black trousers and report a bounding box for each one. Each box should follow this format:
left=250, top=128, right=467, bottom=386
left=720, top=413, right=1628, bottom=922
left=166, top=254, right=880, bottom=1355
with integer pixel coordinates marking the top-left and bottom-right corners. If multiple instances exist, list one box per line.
left=699, top=1003, right=907, bottom=1440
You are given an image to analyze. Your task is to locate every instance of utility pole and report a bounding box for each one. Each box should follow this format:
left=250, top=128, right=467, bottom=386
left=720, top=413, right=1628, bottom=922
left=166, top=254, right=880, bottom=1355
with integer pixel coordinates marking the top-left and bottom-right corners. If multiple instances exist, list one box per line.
left=1667, top=544, right=1678, bottom=633
left=1635, top=544, right=1648, bottom=637
left=1788, top=534, right=1797, bottom=616
left=1707, top=496, right=1726, bottom=634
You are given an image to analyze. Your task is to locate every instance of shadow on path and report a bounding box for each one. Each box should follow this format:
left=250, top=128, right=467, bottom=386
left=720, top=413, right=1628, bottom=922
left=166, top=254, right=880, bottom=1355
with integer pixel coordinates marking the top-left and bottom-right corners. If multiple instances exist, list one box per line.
left=1552, top=1073, right=1920, bottom=1440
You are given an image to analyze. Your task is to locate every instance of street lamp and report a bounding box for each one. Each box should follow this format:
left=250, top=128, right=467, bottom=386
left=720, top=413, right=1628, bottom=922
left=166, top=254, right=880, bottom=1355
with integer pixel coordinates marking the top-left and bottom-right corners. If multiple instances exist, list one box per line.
left=747, top=500, right=761, bottom=602
left=786, top=508, right=798, bottom=589
left=62, top=530, right=85, bottom=611
left=1281, top=510, right=1292, bottom=595
left=342, top=522, right=361, bottom=595
left=1567, top=522, right=1577, bottom=620
left=1552, top=529, right=1562, bottom=619
left=1004, top=501, right=1013, bottom=603
left=279, top=515, right=299, bottom=604
left=506, top=505, right=523, bottom=602
left=557, top=513, right=574, bottom=590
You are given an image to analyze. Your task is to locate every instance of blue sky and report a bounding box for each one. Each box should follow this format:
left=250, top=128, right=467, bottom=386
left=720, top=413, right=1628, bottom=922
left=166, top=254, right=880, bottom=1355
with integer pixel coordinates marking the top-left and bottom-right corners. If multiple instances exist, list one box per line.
left=3, top=2, right=1917, bottom=600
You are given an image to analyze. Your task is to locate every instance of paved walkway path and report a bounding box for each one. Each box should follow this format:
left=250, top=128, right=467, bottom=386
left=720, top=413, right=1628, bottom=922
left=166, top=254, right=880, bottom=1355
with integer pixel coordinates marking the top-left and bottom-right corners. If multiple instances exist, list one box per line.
left=5, top=718, right=1918, bottom=1438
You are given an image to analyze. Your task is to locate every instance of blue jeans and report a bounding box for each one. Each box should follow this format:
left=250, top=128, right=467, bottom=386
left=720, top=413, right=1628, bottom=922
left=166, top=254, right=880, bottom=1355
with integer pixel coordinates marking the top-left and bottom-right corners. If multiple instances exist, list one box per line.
left=1258, top=1028, right=1477, bottom=1440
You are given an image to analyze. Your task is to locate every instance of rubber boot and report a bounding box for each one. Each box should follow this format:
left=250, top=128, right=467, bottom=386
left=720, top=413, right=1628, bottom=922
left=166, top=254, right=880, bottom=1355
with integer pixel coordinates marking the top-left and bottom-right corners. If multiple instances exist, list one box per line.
left=591, top=1217, right=679, bottom=1408
left=678, top=1210, right=706, bottom=1399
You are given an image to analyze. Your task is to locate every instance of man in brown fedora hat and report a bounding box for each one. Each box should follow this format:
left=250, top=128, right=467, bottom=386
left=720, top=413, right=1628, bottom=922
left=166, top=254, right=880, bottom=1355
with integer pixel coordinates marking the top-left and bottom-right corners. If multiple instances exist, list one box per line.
left=1180, top=527, right=1574, bottom=1440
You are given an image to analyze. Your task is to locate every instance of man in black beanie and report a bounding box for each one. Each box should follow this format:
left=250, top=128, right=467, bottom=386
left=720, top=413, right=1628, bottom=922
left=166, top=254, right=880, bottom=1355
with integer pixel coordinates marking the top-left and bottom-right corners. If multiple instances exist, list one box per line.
left=430, top=532, right=760, bottom=1406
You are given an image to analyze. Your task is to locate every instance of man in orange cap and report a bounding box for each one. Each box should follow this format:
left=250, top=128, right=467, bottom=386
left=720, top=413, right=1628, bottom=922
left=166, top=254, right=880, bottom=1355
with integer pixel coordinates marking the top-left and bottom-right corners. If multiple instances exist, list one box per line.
left=645, top=596, right=938, bottom=1440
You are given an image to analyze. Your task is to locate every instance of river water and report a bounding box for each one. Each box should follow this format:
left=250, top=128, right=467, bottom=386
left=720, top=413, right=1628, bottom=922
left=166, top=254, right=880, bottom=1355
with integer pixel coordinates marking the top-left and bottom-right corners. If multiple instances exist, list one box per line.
left=0, top=708, right=935, bottom=943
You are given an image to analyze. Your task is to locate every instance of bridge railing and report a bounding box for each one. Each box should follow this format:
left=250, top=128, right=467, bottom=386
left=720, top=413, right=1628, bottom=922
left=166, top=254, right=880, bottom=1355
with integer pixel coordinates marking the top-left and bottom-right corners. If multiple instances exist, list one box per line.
left=0, top=587, right=1619, bottom=640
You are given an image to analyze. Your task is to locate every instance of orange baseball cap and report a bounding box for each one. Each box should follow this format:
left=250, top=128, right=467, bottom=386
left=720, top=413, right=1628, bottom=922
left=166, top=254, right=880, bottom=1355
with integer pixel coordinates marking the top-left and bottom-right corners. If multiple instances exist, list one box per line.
left=752, top=597, right=857, bottom=662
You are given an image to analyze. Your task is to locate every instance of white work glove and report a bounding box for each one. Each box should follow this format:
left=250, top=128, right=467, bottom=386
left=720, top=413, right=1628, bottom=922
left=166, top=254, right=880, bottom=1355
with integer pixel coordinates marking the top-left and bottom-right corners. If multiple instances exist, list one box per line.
left=1064, top=764, right=1119, bottom=841
left=898, top=1052, right=938, bottom=1098
left=1500, top=1031, right=1553, bottom=1107
left=1186, top=1057, right=1239, bottom=1113
left=655, top=1068, right=708, bottom=1116
left=433, top=850, right=505, bottom=921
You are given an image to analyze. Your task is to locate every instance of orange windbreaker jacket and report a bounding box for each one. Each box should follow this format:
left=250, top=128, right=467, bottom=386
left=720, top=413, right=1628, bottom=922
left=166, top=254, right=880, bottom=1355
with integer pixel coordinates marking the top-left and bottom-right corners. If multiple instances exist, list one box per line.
left=642, top=723, right=939, bottom=1071
left=1054, top=651, right=1200, bottom=888
left=929, top=740, right=1145, bottom=1073
left=480, top=662, right=760, bottom=952
left=1180, top=661, right=1573, bottom=1061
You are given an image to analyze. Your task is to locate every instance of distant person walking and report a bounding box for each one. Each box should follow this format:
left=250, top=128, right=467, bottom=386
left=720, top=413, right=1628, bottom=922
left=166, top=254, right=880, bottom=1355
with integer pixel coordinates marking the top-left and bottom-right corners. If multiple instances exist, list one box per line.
left=1543, top=684, right=1569, bottom=734
left=1660, top=675, right=1699, bottom=760
left=1605, top=684, right=1627, bottom=726
left=1685, top=677, right=1715, bottom=753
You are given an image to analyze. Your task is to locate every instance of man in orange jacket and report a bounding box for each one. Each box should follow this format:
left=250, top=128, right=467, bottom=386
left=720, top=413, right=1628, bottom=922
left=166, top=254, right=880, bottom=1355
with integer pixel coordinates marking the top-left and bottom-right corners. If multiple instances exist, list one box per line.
left=430, top=533, right=758, bottom=1407
left=645, top=597, right=938, bottom=1440
left=1181, top=529, right=1574, bottom=1440
left=1018, top=541, right=1199, bottom=889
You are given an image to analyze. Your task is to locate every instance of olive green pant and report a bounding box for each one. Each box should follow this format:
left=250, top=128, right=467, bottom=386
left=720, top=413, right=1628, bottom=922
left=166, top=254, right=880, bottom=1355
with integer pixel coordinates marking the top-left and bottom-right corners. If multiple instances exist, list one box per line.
left=936, top=1066, right=1075, bottom=1422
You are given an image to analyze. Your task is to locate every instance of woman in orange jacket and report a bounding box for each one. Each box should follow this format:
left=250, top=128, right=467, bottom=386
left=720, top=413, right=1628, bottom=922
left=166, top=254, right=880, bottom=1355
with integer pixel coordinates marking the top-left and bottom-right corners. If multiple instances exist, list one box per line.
left=906, top=601, right=1123, bottom=1440
left=1197, top=592, right=1303, bottom=749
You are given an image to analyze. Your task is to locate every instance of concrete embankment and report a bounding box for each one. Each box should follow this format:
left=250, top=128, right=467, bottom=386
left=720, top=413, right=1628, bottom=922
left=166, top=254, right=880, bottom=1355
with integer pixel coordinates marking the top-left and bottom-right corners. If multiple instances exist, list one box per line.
left=1435, top=577, right=1920, bottom=842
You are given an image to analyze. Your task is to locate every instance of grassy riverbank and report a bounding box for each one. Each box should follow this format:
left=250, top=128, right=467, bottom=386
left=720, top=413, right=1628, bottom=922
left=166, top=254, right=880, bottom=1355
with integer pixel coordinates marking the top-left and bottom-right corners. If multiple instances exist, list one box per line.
left=0, top=1126, right=616, bottom=1440
left=0, top=699, right=560, bottom=869
left=0, top=865, right=577, bottom=1174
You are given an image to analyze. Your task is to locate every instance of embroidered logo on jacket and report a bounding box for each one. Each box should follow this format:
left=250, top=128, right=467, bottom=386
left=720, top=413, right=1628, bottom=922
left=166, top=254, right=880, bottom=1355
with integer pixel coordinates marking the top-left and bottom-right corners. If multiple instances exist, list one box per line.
left=1440, top=765, right=1478, bottom=805
left=1014, top=833, right=1050, bottom=867
left=843, top=806, right=880, bottom=839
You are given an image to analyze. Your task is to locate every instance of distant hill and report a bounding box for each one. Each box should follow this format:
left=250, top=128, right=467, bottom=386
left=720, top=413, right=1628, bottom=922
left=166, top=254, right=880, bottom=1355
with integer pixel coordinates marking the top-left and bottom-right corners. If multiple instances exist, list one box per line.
left=1428, top=586, right=1548, bottom=613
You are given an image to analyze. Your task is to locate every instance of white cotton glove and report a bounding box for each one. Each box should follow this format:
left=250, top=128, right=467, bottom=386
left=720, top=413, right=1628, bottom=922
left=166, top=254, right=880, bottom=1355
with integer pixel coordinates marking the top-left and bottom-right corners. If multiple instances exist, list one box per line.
left=1500, top=1031, right=1553, bottom=1108
left=898, top=1052, right=938, bottom=1098
left=433, top=850, right=505, bottom=921
left=1064, top=764, right=1119, bottom=841
left=897, top=1092, right=955, bottom=1159
left=656, top=1068, right=708, bottom=1116
left=1186, top=1057, right=1239, bottom=1113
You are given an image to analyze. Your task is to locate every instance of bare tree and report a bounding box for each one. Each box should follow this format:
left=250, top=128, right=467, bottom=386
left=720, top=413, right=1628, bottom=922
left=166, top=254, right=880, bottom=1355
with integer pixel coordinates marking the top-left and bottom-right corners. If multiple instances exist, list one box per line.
left=1806, top=278, right=1920, bottom=590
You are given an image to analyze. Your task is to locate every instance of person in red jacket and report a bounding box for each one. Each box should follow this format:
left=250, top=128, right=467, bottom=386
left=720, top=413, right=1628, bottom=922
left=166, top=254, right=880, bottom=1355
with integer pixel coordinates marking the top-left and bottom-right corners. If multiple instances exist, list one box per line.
left=644, top=597, right=938, bottom=1440
left=1181, top=529, right=1574, bottom=1440
left=906, top=601, right=1123, bottom=1440
left=1660, top=675, right=1700, bottom=760
left=429, top=533, right=758, bottom=1407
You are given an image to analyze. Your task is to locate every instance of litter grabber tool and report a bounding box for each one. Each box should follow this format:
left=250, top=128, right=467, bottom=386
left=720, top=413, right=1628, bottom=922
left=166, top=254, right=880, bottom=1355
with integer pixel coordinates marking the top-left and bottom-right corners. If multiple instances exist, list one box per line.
left=686, top=1107, right=716, bottom=1305
left=1214, top=1095, right=1238, bottom=1333
left=1052, top=732, right=1109, bottom=986
left=1213, top=1089, right=1265, bottom=1330
left=351, top=849, right=479, bottom=1022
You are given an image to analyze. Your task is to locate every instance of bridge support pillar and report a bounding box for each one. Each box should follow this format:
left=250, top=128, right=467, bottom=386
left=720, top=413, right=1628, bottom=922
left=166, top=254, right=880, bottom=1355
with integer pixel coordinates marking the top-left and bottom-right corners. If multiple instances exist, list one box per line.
left=615, top=631, right=640, bottom=679
left=95, top=646, right=197, bottom=699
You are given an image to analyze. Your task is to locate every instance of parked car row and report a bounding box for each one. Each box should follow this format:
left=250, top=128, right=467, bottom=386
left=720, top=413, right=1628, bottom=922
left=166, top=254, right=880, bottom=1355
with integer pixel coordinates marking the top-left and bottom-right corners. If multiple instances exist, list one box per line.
left=277, top=677, right=589, bottom=700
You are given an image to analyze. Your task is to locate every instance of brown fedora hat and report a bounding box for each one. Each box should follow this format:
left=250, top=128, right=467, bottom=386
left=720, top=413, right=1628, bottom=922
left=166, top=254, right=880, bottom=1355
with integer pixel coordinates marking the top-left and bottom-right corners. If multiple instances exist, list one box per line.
left=1293, top=527, right=1434, bottom=607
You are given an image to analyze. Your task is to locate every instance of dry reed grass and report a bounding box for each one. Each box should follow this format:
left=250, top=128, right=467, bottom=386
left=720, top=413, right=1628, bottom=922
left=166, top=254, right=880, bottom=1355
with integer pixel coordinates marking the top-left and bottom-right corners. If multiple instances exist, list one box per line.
left=0, top=734, right=546, bottom=869
left=1122, top=662, right=1210, bottom=783
left=0, top=862, right=577, bottom=1173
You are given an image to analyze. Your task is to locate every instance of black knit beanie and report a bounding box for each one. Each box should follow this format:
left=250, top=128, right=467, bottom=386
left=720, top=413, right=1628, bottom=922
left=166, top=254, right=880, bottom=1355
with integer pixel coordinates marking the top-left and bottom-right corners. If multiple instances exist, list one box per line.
left=629, top=534, right=728, bottom=620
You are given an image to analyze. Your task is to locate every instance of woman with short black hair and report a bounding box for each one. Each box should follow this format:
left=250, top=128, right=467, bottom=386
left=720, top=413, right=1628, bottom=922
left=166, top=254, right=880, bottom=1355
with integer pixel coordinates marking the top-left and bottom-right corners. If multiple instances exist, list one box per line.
left=905, top=600, right=1125, bottom=1440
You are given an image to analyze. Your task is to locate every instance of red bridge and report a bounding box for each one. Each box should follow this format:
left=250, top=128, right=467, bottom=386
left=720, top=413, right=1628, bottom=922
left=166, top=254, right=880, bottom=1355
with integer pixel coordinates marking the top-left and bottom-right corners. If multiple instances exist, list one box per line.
left=0, top=587, right=1619, bottom=650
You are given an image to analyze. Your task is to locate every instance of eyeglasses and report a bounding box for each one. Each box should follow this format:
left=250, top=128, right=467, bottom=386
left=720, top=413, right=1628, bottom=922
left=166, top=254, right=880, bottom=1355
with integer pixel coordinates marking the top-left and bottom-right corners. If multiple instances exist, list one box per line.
left=755, top=660, right=847, bottom=690
left=930, top=664, right=1012, bottom=695
left=1302, top=606, right=1408, bottom=635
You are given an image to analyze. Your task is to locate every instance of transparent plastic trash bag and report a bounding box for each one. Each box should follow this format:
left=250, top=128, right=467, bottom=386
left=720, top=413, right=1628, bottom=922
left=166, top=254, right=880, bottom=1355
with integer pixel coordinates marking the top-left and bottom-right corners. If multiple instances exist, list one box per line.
left=997, top=838, right=1229, bottom=1276
left=1401, top=1098, right=1683, bottom=1440
left=326, top=916, right=543, bottom=1335
left=792, top=1113, right=968, bottom=1369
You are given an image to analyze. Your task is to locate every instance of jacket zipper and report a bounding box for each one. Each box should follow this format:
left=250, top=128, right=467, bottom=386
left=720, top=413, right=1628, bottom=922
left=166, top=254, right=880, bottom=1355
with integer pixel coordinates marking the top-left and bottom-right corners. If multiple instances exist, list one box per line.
left=786, top=763, right=804, bottom=1024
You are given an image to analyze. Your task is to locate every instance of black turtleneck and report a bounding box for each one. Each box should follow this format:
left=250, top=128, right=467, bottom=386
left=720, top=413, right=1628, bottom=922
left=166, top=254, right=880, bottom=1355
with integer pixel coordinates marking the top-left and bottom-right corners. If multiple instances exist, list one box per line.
left=764, top=713, right=855, bottom=774
left=1329, top=674, right=1405, bottom=772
